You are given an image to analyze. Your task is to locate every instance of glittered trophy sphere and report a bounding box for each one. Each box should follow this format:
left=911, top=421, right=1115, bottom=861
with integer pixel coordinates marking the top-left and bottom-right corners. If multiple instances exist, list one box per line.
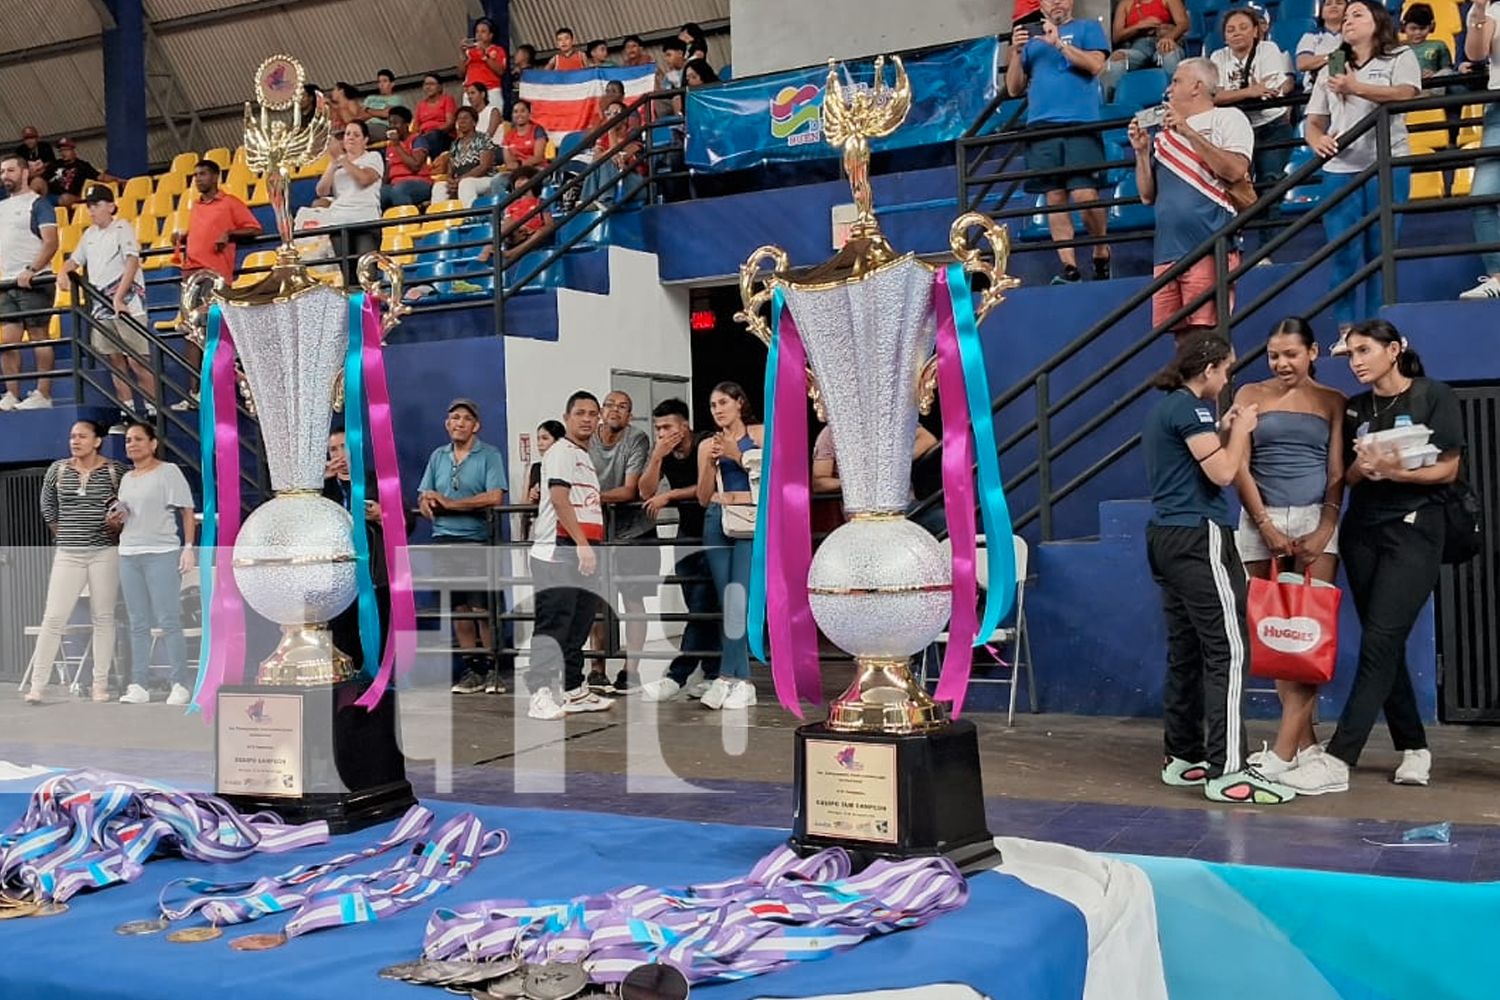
left=233, top=495, right=357, bottom=626
left=808, top=519, right=950, bottom=656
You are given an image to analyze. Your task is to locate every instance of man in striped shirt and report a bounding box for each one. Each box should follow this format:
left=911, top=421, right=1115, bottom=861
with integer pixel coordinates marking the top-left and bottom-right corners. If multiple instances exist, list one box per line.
left=1128, top=58, right=1253, bottom=344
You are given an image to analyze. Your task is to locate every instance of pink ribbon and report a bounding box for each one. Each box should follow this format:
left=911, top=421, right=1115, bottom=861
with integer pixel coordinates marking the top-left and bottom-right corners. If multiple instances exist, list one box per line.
left=354, top=295, right=416, bottom=709
left=200, top=320, right=247, bottom=718
left=765, top=306, right=822, bottom=715
left=931, top=269, right=979, bottom=717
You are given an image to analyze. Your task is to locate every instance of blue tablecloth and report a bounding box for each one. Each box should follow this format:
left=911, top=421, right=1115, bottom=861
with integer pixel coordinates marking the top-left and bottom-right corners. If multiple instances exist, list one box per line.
left=0, top=782, right=1088, bottom=1000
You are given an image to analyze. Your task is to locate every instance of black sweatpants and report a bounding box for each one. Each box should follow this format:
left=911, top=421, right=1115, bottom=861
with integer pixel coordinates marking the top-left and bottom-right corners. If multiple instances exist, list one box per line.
left=526, top=553, right=603, bottom=696
left=1325, top=508, right=1443, bottom=766
left=1147, top=522, right=1249, bottom=777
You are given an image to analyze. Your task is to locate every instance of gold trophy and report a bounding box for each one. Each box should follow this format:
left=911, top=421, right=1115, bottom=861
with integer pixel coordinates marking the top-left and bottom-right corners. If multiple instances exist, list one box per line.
left=738, top=57, right=1017, bottom=863
left=199, top=56, right=416, bottom=832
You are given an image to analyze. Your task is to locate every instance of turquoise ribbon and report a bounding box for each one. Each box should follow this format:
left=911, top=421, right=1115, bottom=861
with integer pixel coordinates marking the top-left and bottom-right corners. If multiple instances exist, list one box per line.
left=947, top=263, right=1016, bottom=633
left=746, top=290, right=783, bottom=664
left=344, top=292, right=380, bottom=681
left=189, top=305, right=222, bottom=712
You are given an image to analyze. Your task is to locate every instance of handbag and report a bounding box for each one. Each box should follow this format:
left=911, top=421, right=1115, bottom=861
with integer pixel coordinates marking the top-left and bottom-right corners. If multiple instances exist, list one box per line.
left=1247, top=565, right=1341, bottom=684
left=715, top=450, right=760, bottom=540
left=1441, top=478, right=1483, bottom=565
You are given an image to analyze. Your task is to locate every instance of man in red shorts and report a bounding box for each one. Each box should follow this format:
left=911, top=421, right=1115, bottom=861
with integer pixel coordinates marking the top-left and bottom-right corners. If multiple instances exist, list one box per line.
left=1127, top=58, right=1253, bottom=344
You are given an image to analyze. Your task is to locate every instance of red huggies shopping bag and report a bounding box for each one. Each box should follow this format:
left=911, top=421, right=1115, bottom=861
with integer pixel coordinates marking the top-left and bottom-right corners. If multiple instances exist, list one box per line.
left=1248, top=570, right=1340, bottom=684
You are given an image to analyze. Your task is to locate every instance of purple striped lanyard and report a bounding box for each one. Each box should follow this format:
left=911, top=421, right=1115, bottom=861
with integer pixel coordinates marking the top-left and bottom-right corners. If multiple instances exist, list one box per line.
left=0, top=770, right=331, bottom=903
left=421, top=845, right=969, bottom=985
left=158, top=805, right=435, bottom=924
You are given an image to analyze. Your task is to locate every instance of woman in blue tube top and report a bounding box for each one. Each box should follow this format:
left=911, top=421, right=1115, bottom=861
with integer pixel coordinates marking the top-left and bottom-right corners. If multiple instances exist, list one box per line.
left=1231, top=317, right=1346, bottom=779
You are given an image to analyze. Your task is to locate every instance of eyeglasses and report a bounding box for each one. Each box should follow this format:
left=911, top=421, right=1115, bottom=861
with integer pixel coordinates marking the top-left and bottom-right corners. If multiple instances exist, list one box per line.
left=450, top=460, right=464, bottom=492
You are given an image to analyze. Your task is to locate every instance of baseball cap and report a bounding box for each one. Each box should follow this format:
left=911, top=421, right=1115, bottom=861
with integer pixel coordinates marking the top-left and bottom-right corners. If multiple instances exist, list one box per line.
left=83, top=184, right=116, bottom=205
left=21, top=126, right=38, bottom=139
left=58, top=137, right=76, bottom=149
left=447, top=398, right=481, bottom=420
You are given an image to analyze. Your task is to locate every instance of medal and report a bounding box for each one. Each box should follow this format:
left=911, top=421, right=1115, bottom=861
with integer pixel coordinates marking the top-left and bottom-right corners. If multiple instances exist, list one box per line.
left=378, top=961, right=428, bottom=981
left=0, top=902, right=39, bottom=920
left=229, top=932, right=287, bottom=951
left=620, top=963, right=690, bottom=1000
left=485, top=968, right=530, bottom=998
left=116, top=918, right=171, bottom=935
left=168, top=925, right=224, bottom=943
left=30, top=902, right=68, bottom=918
left=525, top=962, right=590, bottom=1000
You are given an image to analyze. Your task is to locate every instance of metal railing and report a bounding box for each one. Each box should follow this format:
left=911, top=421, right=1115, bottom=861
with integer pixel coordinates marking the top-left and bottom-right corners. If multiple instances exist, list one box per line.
left=922, top=80, right=1500, bottom=540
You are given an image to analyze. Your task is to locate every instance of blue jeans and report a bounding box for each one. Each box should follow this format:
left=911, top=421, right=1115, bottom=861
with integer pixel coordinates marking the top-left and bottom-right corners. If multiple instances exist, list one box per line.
left=1472, top=102, right=1500, bottom=277
left=1321, top=167, right=1410, bottom=327
left=667, top=548, right=721, bottom=685
left=1101, top=36, right=1182, bottom=99
left=382, top=179, right=431, bottom=209
left=703, top=504, right=754, bottom=679
left=120, top=551, right=188, bottom=687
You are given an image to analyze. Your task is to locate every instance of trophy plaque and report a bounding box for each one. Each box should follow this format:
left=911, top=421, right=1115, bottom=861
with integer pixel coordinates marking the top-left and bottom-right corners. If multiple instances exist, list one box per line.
left=197, top=57, right=415, bottom=833
left=738, top=57, right=1019, bottom=866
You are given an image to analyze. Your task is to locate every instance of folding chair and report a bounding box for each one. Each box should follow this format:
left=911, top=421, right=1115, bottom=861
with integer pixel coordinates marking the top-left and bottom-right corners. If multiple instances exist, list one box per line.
left=920, top=534, right=1037, bottom=725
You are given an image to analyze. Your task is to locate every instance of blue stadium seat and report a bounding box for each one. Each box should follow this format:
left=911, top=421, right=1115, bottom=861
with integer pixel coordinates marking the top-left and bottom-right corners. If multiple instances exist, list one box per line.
left=1100, top=128, right=1133, bottom=185
left=1020, top=195, right=1086, bottom=242
left=1109, top=175, right=1157, bottom=232
left=1271, top=17, right=1319, bottom=57
left=1113, top=69, right=1170, bottom=113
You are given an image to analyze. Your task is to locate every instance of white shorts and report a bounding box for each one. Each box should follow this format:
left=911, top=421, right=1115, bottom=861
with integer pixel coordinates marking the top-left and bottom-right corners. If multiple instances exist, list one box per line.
left=1235, top=504, right=1340, bottom=563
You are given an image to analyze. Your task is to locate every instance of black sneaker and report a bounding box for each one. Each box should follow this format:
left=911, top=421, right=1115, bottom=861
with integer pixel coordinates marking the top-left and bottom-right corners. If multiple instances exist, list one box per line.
left=1092, top=256, right=1112, bottom=281
left=612, top=670, right=637, bottom=694
left=1051, top=264, right=1082, bottom=285
left=585, top=669, right=612, bottom=693
left=451, top=669, right=486, bottom=694
left=483, top=669, right=506, bottom=694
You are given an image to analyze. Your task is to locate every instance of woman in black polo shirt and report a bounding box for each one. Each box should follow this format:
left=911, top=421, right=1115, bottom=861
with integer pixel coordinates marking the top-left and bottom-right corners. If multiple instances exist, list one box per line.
left=1143, top=332, right=1296, bottom=805
left=1282, top=320, right=1462, bottom=796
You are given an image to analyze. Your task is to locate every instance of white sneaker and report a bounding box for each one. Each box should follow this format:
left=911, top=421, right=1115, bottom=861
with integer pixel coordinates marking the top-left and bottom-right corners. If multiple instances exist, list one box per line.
left=1329, top=324, right=1353, bottom=357
left=15, top=391, right=52, bottom=410
left=0, top=391, right=18, bottom=411
left=166, top=683, right=191, bottom=706
left=527, top=687, right=565, bottom=720
left=640, top=677, right=682, bottom=702
left=1279, top=751, right=1349, bottom=795
left=700, top=677, right=732, bottom=710
left=562, top=685, right=614, bottom=713
left=1393, top=748, right=1431, bottom=786
left=119, top=683, right=151, bottom=705
left=1246, top=741, right=1295, bottom=778
left=684, top=677, right=714, bottom=699
left=1458, top=275, right=1500, bottom=300
left=720, top=679, right=758, bottom=710
left=170, top=394, right=199, bottom=412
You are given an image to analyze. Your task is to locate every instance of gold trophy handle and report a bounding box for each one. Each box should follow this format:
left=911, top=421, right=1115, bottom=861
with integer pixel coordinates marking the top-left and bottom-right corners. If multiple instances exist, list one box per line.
left=356, top=252, right=412, bottom=340
left=734, top=244, right=826, bottom=421
left=949, top=212, right=1021, bottom=325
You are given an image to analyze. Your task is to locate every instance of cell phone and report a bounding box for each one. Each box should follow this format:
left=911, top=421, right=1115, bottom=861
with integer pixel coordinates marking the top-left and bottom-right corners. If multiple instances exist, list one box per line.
left=1134, top=105, right=1168, bottom=129
left=1326, top=49, right=1347, bottom=77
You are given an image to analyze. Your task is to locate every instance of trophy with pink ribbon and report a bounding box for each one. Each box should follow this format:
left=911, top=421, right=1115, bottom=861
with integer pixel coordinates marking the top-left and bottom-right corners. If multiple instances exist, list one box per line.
left=188, top=56, right=417, bottom=832
left=738, top=57, right=1018, bottom=863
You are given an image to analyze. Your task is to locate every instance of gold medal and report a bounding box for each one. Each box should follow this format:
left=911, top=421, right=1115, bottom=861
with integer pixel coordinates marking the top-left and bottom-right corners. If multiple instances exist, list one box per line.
left=168, top=926, right=224, bottom=943
left=0, top=903, right=39, bottom=920
left=30, top=902, right=68, bottom=918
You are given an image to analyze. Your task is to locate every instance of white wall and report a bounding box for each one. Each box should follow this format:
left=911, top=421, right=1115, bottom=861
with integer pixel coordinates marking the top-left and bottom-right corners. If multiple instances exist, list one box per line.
left=730, top=0, right=1112, bottom=77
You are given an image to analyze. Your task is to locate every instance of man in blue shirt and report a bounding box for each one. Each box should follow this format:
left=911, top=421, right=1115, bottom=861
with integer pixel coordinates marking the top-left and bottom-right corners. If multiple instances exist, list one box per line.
left=1005, top=0, right=1113, bottom=285
left=417, top=398, right=509, bottom=694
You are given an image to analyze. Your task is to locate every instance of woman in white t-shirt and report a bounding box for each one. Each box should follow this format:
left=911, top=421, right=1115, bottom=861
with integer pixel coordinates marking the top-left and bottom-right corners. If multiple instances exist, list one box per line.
left=1458, top=0, right=1500, bottom=300
left=315, top=121, right=385, bottom=225
left=1295, top=0, right=1346, bottom=88
left=110, top=423, right=196, bottom=706
left=1212, top=9, right=1295, bottom=193
left=1305, top=0, right=1419, bottom=333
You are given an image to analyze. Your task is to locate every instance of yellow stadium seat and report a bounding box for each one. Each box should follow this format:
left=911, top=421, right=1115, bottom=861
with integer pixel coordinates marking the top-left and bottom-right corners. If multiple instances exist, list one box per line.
left=386, top=233, right=415, bottom=266
left=59, top=224, right=84, bottom=255
left=1457, top=105, right=1485, bottom=148
left=154, top=172, right=185, bottom=198
left=293, top=155, right=330, bottom=180
left=1404, top=108, right=1449, bottom=153
left=231, top=145, right=249, bottom=168
left=425, top=200, right=466, bottom=229
left=176, top=188, right=198, bottom=216
left=234, top=250, right=279, bottom=287
left=54, top=205, right=68, bottom=226
left=120, top=174, right=153, bottom=208
left=204, top=148, right=232, bottom=172
left=144, top=190, right=176, bottom=220
left=381, top=205, right=422, bottom=239
left=1453, top=142, right=1479, bottom=196
left=220, top=177, right=248, bottom=201
left=1409, top=171, right=1446, bottom=200
left=70, top=204, right=92, bottom=227
left=169, top=151, right=198, bottom=177
left=246, top=179, right=272, bottom=207
left=135, top=214, right=161, bottom=246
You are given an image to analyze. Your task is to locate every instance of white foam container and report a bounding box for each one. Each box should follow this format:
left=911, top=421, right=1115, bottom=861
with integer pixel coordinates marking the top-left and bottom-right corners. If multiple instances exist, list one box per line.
left=1361, top=424, right=1432, bottom=451
left=1401, top=444, right=1441, bottom=469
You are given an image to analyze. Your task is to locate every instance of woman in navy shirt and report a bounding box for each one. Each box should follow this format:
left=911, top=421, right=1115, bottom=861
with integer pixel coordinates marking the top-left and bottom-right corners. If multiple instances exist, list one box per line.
left=1143, top=332, right=1296, bottom=805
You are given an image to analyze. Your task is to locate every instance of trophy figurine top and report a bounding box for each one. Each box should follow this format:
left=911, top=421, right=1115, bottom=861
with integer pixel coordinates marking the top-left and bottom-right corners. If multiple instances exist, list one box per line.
left=237, top=55, right=330, bottom=298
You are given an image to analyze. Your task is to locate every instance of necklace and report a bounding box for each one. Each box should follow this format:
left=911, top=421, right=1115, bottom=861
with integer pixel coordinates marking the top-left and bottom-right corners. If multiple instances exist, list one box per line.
left=1371, top=381, right=1411, bottom=420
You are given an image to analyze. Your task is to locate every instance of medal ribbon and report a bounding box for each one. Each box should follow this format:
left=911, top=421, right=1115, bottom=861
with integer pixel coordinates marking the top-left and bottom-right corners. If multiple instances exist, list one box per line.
left=421, top=845, right=967, bottom=985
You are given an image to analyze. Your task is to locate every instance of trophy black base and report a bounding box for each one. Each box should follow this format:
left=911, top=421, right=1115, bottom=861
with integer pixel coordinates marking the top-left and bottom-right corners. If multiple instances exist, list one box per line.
left=215, top=680, right=416, bottom=835
left=790, top=719, right=999, bottom=870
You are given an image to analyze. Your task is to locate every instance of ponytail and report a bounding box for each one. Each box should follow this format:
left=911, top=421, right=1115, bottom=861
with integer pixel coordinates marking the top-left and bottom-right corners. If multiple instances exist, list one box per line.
left=1152, top=330, right=1233, bottom=391
left=1347, top=318, right=1425, bottom=378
